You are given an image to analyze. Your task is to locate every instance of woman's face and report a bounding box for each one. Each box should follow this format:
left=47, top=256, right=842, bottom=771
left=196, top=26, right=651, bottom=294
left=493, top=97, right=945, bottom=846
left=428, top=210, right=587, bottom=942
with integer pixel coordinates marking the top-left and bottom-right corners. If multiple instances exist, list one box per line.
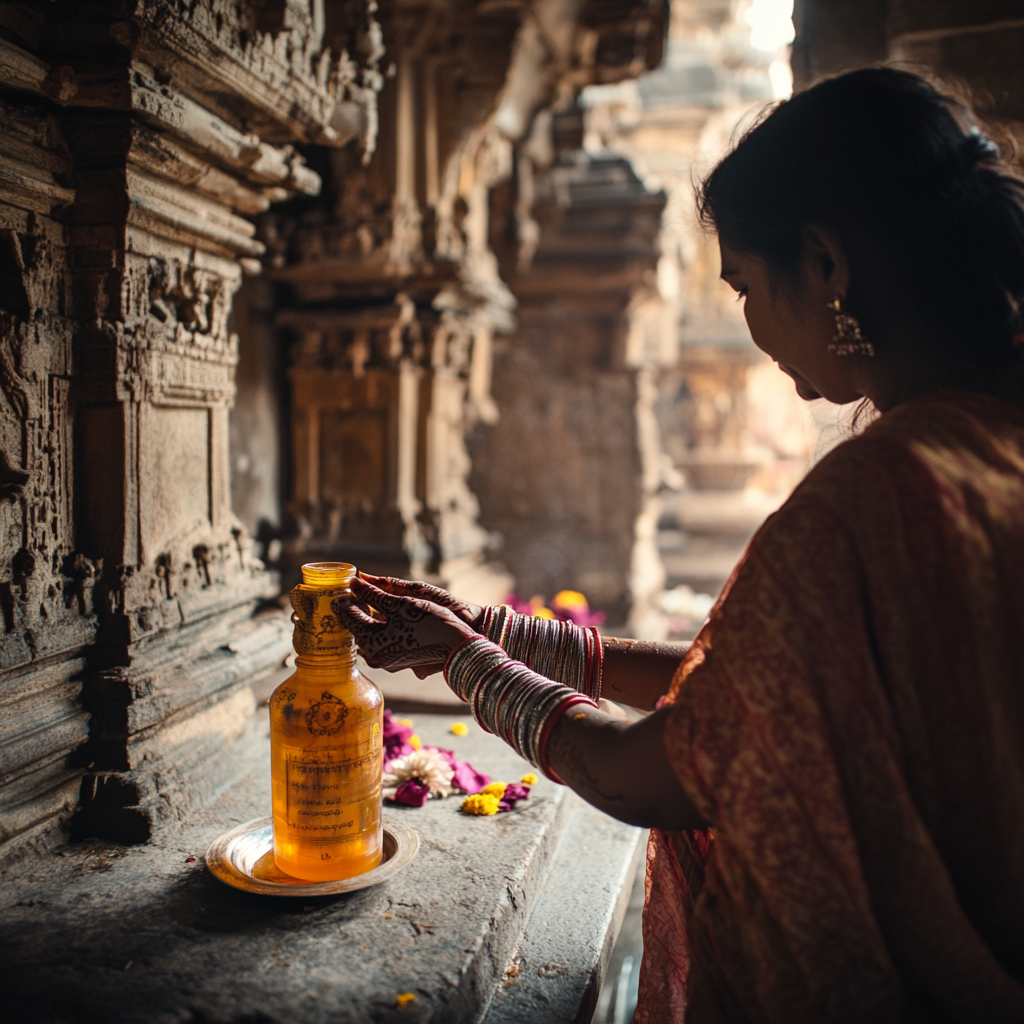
left=718, top=238, right=864, bottom=405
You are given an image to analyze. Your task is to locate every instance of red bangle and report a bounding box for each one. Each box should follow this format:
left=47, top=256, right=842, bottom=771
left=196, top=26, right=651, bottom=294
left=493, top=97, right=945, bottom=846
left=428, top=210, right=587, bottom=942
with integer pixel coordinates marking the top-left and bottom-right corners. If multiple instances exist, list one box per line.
left=537, top=693, right=597, bottom=784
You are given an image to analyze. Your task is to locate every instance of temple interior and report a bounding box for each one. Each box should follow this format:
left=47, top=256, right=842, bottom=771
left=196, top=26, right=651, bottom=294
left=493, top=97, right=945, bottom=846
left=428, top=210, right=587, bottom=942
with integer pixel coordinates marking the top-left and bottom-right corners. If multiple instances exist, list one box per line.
left=0, top=1, right=1020, bottom=1021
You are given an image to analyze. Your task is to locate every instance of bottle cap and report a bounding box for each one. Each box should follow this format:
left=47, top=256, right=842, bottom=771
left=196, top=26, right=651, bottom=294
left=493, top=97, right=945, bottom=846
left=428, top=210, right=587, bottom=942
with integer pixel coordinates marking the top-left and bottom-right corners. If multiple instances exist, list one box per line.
left=290, top=562, right=357, bottom=655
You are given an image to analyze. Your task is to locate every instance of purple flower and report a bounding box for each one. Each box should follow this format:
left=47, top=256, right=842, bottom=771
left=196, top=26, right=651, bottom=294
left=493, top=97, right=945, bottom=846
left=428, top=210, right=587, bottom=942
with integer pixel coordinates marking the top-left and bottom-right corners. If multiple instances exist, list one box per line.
left=501, top=782, right=531, bottom=805
left=391, top=778, right=431, bottom=807
left=382, top=709, right=415, bottom=763
left=451, top=760, right=490, bottom=794
left=504, top=593, right=535, bottom=616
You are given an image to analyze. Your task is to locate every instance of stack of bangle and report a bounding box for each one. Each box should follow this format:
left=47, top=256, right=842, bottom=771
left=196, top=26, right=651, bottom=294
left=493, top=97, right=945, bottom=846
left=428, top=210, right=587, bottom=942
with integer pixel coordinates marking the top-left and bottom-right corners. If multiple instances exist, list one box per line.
left=478, top=605, right=603, bottom=702
left=445, top=636, right=597, bottom=783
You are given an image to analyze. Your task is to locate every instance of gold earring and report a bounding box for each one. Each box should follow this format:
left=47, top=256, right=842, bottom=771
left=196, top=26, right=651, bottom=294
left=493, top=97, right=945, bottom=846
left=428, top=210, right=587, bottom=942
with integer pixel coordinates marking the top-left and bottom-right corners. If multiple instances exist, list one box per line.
left=828, top=297, right=874, bottom=357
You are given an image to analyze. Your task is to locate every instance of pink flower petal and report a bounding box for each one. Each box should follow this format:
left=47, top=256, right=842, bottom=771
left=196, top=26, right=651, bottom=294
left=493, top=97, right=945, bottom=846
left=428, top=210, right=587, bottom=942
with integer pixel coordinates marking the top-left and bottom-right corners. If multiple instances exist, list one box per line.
left=451, top=760, right=490, bottom=794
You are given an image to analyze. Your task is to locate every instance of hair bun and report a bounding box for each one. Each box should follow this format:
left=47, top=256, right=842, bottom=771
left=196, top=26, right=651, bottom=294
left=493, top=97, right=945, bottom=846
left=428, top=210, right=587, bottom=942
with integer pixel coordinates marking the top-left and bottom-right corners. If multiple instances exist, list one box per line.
left=960, top=131, right=1000, bottom=170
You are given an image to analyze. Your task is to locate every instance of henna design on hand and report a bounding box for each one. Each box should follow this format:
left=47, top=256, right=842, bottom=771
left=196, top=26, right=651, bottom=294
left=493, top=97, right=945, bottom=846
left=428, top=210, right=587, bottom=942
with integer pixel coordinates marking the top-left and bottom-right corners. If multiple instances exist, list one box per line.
left=332, top=577, right=477, bottom=672
left=358, top=572, right=484, bottom=629
left=369, top=643, right=452, bottom=669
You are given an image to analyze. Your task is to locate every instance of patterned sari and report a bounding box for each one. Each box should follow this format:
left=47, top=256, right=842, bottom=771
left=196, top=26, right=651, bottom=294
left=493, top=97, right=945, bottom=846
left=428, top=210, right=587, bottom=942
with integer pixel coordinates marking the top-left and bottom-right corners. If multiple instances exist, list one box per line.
left=634, top=391, right=1024, bottom=1023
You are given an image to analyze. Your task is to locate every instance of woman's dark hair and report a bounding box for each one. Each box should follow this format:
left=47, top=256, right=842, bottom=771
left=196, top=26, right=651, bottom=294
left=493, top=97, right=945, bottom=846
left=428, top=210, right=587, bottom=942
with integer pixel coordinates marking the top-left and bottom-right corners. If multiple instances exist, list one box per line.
left=698, top=67, right=1024, bottom=369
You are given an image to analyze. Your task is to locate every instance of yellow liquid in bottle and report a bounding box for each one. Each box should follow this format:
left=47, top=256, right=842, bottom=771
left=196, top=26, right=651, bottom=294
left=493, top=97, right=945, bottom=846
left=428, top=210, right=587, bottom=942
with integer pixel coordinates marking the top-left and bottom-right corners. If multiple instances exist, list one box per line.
left=270, top=563, right=383, bottom=881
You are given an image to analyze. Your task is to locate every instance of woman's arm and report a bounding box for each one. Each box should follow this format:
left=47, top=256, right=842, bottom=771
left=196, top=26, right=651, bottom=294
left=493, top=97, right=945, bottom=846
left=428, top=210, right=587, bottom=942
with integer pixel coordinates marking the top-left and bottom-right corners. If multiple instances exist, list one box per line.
left=335, top=578, right=707, bottom=832
left=545, top=702, right=708, bottom=831
left=358, top=574, right=688, bottom=710
left=602, top=637, right=691, bottom=711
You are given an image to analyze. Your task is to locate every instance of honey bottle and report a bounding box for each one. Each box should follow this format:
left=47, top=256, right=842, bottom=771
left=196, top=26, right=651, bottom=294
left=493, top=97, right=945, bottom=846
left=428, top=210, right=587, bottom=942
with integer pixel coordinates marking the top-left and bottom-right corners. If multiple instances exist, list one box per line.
left=269, top=562, right=383, bottom=881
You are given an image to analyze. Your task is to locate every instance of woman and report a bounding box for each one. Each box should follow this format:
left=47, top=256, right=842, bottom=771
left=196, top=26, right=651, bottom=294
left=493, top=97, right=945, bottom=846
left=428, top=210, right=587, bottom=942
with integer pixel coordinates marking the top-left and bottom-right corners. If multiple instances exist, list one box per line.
left=336, top=69, right=1024, bottom=1021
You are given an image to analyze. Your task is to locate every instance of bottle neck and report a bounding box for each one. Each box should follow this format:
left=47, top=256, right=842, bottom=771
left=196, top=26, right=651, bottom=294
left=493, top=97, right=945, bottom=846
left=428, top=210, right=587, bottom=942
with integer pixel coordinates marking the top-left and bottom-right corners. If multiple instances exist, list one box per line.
left=295, top=641, right=357, bottom=672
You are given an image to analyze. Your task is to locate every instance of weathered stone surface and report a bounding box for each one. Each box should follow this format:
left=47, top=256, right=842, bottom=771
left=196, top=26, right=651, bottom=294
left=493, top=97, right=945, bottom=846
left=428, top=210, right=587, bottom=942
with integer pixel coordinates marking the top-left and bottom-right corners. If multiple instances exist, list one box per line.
left=481, top=796, right=646, bottom=1024
left=0, top=711, right=641, bottom=1024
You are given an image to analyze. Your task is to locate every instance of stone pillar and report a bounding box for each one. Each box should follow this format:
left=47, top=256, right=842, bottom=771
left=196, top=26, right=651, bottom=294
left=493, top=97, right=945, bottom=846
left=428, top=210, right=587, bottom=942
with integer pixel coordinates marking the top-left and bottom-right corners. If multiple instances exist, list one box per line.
left=0, top=0, right=348, bottom=853
left=475, top=105, right=668, bottom=632
left=272, top=0, right=669, bottom=607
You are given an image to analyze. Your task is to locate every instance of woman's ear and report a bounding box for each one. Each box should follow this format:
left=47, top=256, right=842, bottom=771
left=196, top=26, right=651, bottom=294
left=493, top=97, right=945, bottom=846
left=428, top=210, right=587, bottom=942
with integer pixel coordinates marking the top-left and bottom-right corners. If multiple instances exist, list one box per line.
left=801, top=223, right=850, bottom=300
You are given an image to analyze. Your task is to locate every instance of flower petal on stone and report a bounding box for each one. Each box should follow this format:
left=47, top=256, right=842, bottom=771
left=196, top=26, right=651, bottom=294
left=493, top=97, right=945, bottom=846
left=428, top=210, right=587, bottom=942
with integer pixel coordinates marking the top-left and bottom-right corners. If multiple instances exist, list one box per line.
left=392, top=778, right=431, bottom=807
left=502, top=782, right=531, bottom=805
left=382, top=709, right=415, bottom=760
left=451, top=760, right=490, bottom=794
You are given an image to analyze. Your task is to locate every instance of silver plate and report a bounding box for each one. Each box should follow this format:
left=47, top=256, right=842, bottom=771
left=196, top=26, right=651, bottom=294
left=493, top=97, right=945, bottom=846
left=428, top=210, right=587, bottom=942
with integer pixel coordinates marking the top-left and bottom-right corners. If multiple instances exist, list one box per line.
left=205, top=815, right=419, bottom=896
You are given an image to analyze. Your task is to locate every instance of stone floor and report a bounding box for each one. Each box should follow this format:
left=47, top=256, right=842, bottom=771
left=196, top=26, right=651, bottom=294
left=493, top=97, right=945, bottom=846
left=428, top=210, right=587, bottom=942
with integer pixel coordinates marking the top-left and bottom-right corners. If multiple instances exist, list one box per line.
left=0, top=709, right=643, bottom=1024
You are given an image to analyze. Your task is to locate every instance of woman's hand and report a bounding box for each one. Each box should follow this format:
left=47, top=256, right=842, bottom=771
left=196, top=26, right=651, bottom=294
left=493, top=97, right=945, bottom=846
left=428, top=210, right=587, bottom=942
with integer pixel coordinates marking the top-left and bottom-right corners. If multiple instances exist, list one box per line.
left=333, top=577, right=478, bottom=676
left=358, top=572, right=484, bottom=629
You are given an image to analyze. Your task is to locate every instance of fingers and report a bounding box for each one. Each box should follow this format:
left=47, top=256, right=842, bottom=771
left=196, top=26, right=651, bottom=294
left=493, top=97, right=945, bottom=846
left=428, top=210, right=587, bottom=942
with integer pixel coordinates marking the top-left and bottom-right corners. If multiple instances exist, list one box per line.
left=362, top=573, right=454, bottom=607
left=350, top=577, right=406, bottom=613
left=333, top=596, right=386, bottom=633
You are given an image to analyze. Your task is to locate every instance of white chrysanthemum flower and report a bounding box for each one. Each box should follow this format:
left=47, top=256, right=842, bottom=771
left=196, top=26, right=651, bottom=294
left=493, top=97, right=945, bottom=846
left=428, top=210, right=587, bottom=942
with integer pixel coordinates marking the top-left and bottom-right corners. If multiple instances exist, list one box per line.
left=383, top=748, right=454, bottom=799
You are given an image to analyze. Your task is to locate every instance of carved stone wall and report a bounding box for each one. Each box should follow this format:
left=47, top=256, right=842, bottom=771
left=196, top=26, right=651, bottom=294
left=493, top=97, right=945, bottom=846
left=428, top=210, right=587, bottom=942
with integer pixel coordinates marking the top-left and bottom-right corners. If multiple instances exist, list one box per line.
left=0, top=0, right=669, bottom=859
left=0, top=0, right=349, bottom=856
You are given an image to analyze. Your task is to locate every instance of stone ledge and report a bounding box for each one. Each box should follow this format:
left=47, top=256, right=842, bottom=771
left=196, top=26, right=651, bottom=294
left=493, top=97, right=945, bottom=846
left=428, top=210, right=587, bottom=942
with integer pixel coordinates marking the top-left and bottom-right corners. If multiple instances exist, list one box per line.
left=481, top=794, right=645, bottom=1024
left=0, top=712, right=639, bottom=1024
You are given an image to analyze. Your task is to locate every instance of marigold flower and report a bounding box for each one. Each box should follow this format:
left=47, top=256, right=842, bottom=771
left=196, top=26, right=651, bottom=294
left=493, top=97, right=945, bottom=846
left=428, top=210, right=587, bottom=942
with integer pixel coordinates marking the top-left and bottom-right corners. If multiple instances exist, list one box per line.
left=461, top=793, right=500, bottom=815
left=396, top=992, right=417, bottom=1008
left=408, top=734, right=422, bottom=750
left=450, top=721, right=469, bottom=736
left=480, top=781, right=507, bottom=798
left=520, top=773, right=538, bottom=785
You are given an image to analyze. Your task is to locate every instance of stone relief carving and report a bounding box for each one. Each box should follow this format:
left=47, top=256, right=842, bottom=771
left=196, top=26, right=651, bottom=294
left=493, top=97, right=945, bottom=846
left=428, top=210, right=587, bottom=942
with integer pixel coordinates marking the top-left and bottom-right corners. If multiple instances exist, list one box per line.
left=0, top=0, right=667, bottom=856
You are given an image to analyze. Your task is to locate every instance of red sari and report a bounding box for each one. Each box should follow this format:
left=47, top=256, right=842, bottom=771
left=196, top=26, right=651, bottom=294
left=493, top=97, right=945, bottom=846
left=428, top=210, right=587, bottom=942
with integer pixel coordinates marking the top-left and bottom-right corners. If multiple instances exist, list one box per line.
left=635, top=392, right=1024, bottom=1023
